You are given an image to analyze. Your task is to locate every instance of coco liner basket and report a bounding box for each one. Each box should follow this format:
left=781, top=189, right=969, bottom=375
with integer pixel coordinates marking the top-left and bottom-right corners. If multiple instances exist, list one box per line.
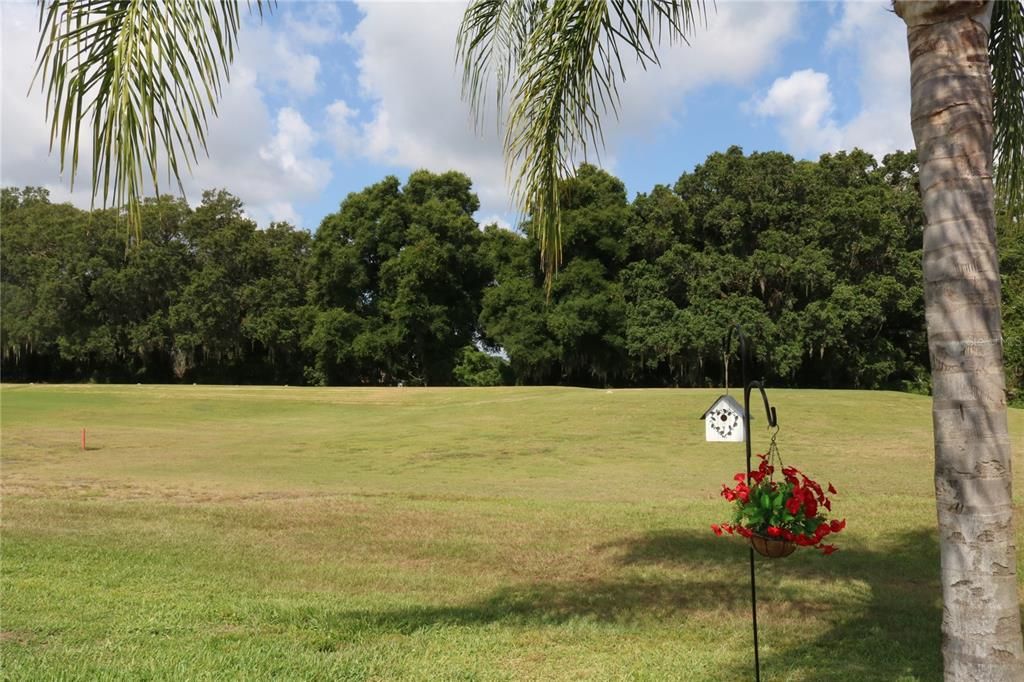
left=750, top=533, right=796, bottom=558
left=711, top=429, right=846, bottom=557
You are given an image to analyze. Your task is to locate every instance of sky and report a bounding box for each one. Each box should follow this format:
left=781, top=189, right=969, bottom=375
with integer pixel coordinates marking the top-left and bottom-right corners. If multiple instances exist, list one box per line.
left=0, top=0, right=914, bottom=232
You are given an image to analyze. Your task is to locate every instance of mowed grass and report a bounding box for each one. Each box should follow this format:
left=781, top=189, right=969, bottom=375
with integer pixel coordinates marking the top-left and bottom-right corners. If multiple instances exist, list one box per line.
left=1, top=385, right=1022, bottom=681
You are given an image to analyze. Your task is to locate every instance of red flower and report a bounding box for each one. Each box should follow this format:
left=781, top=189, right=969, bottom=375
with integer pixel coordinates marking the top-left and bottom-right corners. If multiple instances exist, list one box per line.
left=711, top=524, right=723, bottom=536
left=737, top=526, right=753, bottom=538
left=804, top=496, right=818, bottom=518
left=786, top=496, right=802, bottom=515
left=766, top=526, right=782, bottom=538
left=829, top=519, right=846, bottom=533
left=756, top=456, right=774, bottom=478
left=803, top=477, right=824, bottom=499
left=819, top=544, right=838, bottom=555
left=828, top=482, right=837, bottom=495
left=734, top=473, right=747, bottom=482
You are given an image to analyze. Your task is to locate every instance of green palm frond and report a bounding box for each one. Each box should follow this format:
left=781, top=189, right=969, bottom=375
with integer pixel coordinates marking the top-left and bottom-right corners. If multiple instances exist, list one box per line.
left=991, top=0, right=1024, bottom=221
left=456, top=0, right=544, bottom=132
left=458, top=0, right=708, bottom=289
left=33, top=0, right=270, bottom=235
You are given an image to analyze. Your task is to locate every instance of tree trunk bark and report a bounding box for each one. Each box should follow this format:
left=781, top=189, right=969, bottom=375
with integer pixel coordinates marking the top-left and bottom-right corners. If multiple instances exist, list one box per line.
left=894, top=1, right=1024, bottom=679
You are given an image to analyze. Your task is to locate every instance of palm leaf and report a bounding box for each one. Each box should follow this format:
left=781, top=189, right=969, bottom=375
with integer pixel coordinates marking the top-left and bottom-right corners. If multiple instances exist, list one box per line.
left=991, top=0, right=1024, bottom=222
left=456, top=0, right=544, bottom=132
left=33, top=0, right=270, bottom=236
left=458, top=0, right=707, bottom=289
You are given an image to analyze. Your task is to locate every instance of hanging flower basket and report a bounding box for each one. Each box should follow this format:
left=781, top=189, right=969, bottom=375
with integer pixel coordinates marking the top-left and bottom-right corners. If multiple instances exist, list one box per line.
left=711, top=436, right=845, bottom=557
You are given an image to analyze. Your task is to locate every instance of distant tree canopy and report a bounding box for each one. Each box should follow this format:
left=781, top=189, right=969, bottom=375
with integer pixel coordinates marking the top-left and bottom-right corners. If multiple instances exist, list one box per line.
left=306, top=170, right=489, bottom=386
left=2, top=149, right=1021, bottom=399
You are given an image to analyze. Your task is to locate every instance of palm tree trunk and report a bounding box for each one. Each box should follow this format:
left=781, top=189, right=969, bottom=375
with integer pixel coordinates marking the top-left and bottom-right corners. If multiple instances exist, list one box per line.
left=895, top=1, right=1024, bottom=679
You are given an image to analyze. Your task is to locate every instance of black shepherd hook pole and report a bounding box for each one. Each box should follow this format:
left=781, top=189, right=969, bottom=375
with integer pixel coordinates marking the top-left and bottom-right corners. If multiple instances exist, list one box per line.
left=724, top=325, right=778, bottom=682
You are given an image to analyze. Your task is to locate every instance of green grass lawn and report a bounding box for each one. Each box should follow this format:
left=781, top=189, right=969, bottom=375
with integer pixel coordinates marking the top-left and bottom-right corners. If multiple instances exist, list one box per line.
left=1, top=385, right=1022, bottom=681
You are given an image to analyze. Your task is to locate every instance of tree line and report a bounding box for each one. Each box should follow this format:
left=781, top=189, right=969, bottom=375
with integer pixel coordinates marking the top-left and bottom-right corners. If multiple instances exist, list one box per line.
left=2, top=147, right=1021, bottom=398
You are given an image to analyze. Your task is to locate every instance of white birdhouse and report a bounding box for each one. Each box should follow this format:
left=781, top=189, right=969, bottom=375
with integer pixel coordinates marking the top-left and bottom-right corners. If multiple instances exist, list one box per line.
left=701, top=394, right=746, bottom=442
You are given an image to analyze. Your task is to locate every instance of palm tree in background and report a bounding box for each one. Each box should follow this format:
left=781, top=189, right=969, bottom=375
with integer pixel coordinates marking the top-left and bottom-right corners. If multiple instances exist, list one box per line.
left=30, top=0, right=1024, bottom=678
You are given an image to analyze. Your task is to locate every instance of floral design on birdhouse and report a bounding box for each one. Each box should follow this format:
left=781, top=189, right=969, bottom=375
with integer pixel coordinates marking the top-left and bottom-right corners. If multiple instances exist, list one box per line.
left=701, top=394, right=746, bottom=442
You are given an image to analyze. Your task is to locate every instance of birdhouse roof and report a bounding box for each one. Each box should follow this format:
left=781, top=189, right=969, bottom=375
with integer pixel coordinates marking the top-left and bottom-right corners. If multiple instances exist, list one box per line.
left=700, top=394, right=748, bottom=420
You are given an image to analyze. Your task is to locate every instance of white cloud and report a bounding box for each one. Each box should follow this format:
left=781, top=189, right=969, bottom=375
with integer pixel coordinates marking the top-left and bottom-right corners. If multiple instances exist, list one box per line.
left=476, top=213, right=514, bottom=232
left=827, top=0, right=914, bottom=157
left=350, top=1, right=510, bottom=215
left=755, top=69, right=842, bottom=155
left=325, top=99, right=362, bottom=158
left=348, top=1, right=799, bottom=217
left=240, top=23, right=322, bottom=97
left=259, top=107, right=329, bottom=190
left=756, top=0, right=913, bottom=160
left=265, top=201, right=302, bottom=226
left=0, top=3, right=94, bottom=206
left=283, top=3, right=344, bottom=46
left=184, top=70, right=332, bottom=226
left=0, top=3, right=332, bottom=228
left=610, top=2, right=801, bottom=139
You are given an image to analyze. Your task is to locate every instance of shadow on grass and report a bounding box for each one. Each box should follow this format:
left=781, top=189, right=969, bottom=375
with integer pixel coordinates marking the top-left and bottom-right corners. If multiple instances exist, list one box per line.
left=602, top=528, right=943, bottom=680
left=298, top=530, right=941, bottom=680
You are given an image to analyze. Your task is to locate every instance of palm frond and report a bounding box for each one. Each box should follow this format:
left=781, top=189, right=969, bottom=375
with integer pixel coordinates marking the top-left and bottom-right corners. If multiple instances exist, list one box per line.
left=991, top=0, right=1024, bottom=222
left=456, top=0, right=543, bottom=132
left=33, top=0, right=270, bottom=236
left=458, top=0, right=707, bottom=289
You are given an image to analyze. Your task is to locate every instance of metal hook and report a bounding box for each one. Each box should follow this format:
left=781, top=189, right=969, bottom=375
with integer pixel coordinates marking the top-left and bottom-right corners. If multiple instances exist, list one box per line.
left=746, top=381, right=778, bottom=428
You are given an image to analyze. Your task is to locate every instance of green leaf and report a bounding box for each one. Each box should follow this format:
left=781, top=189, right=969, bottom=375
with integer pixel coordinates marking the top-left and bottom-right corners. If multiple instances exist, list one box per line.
left=991, top=0, right=1024, bottom=221
left=33, top=0, right=272, bottom=240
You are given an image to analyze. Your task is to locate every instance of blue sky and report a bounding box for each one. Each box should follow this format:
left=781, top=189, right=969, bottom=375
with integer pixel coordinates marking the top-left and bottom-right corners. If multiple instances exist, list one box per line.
left=0, top=1, right=913, bottom=231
